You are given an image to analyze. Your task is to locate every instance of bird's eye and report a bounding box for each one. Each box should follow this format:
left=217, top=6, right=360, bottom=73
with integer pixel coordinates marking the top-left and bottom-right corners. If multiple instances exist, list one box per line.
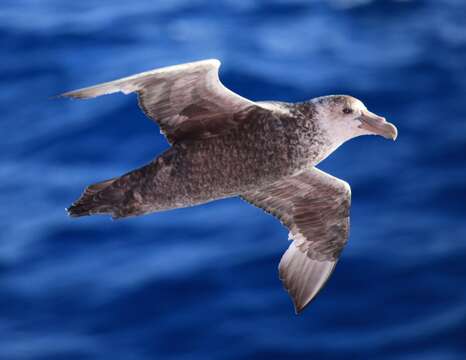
left=342, top=108, right=353, bottom=114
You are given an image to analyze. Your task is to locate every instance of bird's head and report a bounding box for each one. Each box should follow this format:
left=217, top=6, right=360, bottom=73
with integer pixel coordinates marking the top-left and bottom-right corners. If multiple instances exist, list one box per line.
left=312, top=95, right=397, bottom=144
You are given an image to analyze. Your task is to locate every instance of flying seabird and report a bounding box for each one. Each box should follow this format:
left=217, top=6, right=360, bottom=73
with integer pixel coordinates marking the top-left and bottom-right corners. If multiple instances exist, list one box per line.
left=60, top=59, right=397, bottom=314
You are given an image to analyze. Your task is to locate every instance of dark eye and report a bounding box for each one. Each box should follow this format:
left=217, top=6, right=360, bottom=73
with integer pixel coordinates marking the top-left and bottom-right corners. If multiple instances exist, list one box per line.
left=342, top=108, right=353, bottom=114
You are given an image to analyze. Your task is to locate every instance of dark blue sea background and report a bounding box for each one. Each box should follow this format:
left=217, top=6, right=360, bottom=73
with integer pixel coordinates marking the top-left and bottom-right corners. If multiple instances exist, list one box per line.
left=1, top=0, right=465, bottom=359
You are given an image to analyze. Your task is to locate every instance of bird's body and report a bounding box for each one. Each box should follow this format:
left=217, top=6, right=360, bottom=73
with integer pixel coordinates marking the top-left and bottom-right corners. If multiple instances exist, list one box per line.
left=60, top=59, right=397, bottom=313
left=78, top=101, right=333, bottom=218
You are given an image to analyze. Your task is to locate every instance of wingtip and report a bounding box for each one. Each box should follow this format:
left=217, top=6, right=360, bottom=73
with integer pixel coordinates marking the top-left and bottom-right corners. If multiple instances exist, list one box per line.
left=294, top=304, right=303, bottom=315
left=49, top=93, right=69, bottom=100
left=293, top=300, right=309, bottom=315
left=51, top=91, right=84, bottom=100
left=59, top=91, right=89, bottom=100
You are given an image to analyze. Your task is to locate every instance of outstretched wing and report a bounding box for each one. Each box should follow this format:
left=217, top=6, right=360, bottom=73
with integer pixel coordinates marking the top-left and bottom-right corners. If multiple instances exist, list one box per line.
left=241, top=168, right=351, bottom=314
left=59, top=59, right=266, bottom=144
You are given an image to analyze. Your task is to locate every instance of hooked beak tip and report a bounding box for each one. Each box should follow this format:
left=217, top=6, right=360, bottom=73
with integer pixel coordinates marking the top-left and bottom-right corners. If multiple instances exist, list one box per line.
left=383, top=122, right=398, bottom=141
left=359, top=110, right=398, bottom=141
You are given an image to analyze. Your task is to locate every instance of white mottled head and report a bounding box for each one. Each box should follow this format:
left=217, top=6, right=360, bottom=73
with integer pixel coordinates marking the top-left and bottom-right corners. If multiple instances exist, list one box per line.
left=312, top=95, right=397, bottom=147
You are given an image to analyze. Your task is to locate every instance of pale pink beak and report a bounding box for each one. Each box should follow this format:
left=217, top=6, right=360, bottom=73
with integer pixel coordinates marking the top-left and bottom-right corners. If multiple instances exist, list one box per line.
left=358, top=110, right=398, bottom=140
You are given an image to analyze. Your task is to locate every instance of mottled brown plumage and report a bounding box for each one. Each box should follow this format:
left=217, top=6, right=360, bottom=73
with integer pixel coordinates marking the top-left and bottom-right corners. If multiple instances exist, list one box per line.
left=242, top=169, right=350, bottom=312
left=60, top=59, right=397, bottom=313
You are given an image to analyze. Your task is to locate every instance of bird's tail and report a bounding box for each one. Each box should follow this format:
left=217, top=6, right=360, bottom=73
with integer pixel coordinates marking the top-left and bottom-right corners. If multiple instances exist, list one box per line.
left=67, top=177, right=119, bottom=218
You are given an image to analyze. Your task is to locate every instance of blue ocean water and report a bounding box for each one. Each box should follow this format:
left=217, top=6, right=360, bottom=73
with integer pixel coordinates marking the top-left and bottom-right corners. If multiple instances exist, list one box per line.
left=1, top=0, right=466, bottom=358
